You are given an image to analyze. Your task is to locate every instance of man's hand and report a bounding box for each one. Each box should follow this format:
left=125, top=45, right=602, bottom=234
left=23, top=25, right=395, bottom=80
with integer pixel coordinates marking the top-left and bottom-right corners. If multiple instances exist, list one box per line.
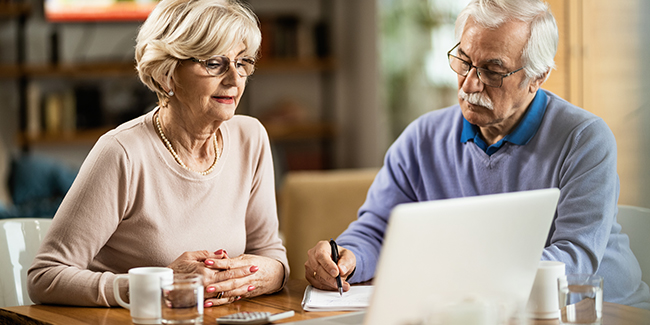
left=305, top=240, right=356, bottom=291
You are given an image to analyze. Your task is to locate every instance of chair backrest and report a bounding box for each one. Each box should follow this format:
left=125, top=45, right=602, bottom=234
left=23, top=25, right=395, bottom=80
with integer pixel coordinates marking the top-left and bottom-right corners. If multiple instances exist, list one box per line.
left=617, top=205, right=650, bottom=286
left=279, top=168, right=379, bottom=279
left=0, top=218, right=52, bottom=307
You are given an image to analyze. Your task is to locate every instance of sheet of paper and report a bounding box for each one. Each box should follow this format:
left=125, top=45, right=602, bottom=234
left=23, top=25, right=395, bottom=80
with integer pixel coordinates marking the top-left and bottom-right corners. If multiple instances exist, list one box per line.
left=301, top=285, right=374, bottom=311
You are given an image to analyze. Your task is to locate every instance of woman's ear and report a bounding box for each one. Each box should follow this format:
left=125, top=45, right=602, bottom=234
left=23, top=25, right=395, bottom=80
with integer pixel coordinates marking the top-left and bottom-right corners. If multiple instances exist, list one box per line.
left=162, top=77, right=175, bottom=96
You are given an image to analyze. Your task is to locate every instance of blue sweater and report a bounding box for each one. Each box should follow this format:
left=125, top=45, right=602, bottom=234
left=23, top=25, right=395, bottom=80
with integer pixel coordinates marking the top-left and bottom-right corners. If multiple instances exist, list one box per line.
left=338, top=90, right=650, bottom=309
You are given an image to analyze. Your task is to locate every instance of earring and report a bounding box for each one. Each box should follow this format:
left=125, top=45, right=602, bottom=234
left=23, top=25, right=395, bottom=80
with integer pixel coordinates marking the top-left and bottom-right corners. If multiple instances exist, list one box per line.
left=168, top=90, right=174, bottom=96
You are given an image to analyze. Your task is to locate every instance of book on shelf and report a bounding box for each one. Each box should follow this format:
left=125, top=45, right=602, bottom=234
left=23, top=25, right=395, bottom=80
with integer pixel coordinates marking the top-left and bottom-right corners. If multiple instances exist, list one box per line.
left=259, top=14, right=328, bottom=61
left=26, top=81, right=41, bottom=139
left=24, top=83, right=97, bottom=140
left=42, top=90, right=76, bottom=135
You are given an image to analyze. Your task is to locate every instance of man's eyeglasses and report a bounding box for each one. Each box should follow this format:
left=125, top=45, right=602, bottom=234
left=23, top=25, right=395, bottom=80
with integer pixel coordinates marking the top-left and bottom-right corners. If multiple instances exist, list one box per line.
left=191, top=55, right=256, bottom=77
left=447, top=42, right=524, bottom=88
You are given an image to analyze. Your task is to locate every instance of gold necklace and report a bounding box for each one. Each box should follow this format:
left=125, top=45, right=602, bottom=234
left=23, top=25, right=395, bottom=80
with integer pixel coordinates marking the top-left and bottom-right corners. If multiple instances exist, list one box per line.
left=154, top=112, right=220, bottom=176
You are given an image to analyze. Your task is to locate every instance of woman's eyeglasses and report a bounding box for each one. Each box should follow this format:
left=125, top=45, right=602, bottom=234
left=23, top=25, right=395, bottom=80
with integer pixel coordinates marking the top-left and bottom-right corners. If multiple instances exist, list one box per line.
left=192, top=55, right=256, bottom=77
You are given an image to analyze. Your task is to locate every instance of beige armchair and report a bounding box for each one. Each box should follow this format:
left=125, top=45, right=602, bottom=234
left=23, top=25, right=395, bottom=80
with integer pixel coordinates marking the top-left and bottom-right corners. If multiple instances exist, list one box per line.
left=279, top=168, right=379, bottom=279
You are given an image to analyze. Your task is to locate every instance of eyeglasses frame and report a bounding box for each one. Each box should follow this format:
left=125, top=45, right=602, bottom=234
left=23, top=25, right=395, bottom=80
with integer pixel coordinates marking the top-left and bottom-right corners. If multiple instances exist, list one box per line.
left=447, top=42, right=524, bottom=88
left=191, top=55, right=256, bottom=78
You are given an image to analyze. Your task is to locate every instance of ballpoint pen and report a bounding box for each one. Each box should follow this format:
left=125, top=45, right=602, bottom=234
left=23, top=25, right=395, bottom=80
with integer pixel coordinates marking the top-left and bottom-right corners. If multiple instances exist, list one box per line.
left=329, top=238, right=343, bottom=296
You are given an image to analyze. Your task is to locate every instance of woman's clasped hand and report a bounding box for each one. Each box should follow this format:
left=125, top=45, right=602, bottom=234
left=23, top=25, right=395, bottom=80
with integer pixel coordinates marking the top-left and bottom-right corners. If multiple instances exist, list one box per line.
left=168, top=249, right=284, bottom=307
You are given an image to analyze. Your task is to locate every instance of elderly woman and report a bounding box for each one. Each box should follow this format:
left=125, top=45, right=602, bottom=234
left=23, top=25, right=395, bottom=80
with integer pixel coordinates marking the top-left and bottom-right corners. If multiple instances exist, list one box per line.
left=28, top=0, right=288, bottom=308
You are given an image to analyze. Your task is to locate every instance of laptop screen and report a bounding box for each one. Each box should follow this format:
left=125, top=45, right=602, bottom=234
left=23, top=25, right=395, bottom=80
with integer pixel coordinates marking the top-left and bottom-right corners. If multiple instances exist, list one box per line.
left=365, top=188, right=559, bottom=324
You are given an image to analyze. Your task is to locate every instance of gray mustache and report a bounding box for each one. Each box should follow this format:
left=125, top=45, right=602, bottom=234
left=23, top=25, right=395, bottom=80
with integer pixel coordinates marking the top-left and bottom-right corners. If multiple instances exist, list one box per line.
left=458, top=89, right=494, bottom=110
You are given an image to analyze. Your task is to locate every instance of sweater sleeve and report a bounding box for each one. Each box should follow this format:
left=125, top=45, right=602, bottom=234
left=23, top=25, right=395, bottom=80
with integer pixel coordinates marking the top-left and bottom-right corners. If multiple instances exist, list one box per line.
left=243, top=121, right=290, bottom=288
left=337, top=122, right=422, bottom=283
left=541, top=118, right=618, bottom=273
left=27, top=134, right=130, bottom=307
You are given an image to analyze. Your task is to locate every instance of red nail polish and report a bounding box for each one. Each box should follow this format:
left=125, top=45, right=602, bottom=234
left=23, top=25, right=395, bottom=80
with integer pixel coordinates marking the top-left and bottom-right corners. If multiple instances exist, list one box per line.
left=205, top=259, right=214, bottom=266
left=206, top=286, right=216, bottom=293
left=236, top=296, right=241, bottom=300
left=204, top=301, right=213, bottom=308
left=214, top=249, right=223, bottom=255
left=250, top=265, right=259, bottom=272
left=248, top=286, right=255, bottom=292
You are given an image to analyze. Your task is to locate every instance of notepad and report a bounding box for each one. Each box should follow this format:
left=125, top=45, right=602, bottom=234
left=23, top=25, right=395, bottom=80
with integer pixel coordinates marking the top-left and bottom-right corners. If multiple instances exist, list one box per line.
left=301, top=285, right=374, bottom=311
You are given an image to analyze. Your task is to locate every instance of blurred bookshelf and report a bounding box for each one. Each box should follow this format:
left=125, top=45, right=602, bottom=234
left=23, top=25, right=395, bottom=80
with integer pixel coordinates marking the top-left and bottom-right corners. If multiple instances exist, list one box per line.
left=3, top=56, right=336, bottom=152
left=0, top=58, right=335, bottom=79
left=0, top=2, right=31, bottom=18
left=17, top=127, right=112, bottom=147
left=0, top=62, right=137, bottom=79
left=2, top=0, right=337, bottom=172
left=17, top=121, right=335, bottom=147
left=3, top=58, right=336, bottom=147
left=256, top=57, right=336, bottom=73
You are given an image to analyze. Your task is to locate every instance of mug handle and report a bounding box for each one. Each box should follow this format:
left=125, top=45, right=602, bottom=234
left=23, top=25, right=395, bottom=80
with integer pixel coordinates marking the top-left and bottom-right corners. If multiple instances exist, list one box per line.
left=113, top=274, right=130, bottom=310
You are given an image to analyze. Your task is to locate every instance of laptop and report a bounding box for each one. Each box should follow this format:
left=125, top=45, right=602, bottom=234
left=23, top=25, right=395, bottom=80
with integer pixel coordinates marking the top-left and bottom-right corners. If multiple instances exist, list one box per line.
left=285, top=188, right=560, bottom=325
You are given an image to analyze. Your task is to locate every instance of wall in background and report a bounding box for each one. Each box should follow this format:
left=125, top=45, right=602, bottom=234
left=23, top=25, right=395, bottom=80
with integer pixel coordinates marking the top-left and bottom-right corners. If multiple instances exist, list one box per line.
left=641, top=1, right=650, bottom=207
left=330, top=0, right=386, bottom=168
left=544, top=0, right=649, bottom=208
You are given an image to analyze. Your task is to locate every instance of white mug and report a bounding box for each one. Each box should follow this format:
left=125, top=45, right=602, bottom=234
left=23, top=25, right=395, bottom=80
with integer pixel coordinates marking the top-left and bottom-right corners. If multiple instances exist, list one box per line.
left=526, top=261, right=565, bottom=319
left=113, top=267, right=174, bottom=324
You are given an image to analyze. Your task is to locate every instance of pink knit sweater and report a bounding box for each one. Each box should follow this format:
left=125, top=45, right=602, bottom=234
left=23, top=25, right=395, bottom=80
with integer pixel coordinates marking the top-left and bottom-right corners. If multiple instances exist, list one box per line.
left=27, top=109, right=289, bottom=306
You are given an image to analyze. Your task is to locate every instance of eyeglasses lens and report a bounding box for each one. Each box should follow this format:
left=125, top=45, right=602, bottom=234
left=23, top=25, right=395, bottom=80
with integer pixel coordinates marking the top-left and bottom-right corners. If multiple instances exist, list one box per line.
left=205, top=56, right=254, bottom=77
left=449, top=56, right=469, bottom=76
left=448, top=56, right=501, bottom=88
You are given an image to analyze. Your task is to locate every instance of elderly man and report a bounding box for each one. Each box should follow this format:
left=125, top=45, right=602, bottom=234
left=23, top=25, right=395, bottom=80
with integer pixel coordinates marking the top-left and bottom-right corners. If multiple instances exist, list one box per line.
left=305, top=0, right=650, bottom=309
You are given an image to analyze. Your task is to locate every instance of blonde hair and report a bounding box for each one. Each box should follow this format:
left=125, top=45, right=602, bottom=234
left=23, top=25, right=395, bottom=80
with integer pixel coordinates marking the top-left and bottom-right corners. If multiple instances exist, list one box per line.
left=135, top=0, right=261, bottom=105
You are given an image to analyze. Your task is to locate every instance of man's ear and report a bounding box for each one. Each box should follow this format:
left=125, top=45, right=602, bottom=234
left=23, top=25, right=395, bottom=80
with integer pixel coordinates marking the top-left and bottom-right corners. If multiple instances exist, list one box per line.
left=528, top=69, right=550, bottom=93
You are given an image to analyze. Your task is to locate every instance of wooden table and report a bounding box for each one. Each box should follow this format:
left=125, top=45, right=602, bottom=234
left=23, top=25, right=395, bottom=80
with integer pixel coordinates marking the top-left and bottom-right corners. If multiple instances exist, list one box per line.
left=1, top=279, right=649, bottom=325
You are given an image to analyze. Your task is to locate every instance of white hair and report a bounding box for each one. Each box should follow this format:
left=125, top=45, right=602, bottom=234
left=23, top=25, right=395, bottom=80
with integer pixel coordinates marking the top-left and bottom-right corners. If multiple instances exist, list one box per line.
left=135, top=0, right=261, bottom=104
left=455, top=0, right=558, bottom=82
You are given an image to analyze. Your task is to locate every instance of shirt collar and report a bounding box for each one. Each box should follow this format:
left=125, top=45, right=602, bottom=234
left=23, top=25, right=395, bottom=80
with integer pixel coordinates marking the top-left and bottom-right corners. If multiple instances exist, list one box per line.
left=460, top=89, right=548, bottom=155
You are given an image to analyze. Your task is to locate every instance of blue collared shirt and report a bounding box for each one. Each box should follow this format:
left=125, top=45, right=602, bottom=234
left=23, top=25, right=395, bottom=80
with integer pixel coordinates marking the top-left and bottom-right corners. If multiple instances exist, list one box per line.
left=460, top=89, right=548, bottom=156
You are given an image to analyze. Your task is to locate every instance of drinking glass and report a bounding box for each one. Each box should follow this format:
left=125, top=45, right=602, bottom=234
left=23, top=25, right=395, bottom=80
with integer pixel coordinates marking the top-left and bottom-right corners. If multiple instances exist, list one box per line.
left=557, top=274, right=603, bottom=325
left=161, top=274, right=204, bottom=324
